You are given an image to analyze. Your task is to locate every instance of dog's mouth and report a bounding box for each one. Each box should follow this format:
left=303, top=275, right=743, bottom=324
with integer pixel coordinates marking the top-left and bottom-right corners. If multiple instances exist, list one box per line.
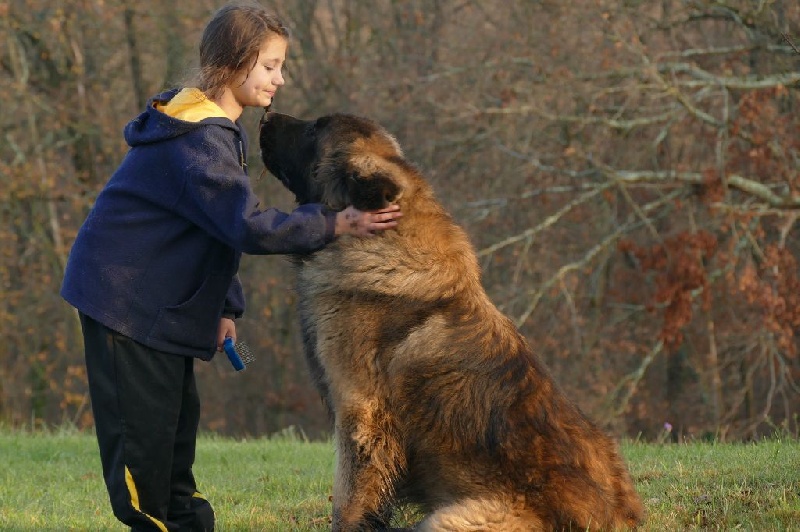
left=275, top=169, right=292, bottom=189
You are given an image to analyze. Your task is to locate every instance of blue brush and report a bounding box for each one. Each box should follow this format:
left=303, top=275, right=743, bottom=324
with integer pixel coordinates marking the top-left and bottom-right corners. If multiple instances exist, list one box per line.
left=223, top=338, right=254, bottom=371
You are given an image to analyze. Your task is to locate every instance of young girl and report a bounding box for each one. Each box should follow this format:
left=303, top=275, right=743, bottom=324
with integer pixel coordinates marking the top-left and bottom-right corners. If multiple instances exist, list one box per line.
left=60, top=3, right=401, bottom=530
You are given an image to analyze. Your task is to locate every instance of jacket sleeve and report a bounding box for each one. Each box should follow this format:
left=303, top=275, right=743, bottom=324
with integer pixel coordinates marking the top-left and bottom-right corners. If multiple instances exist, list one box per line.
left=223, top=274, right=245, bottom=319
left=175, top=125, right=336, bottom=255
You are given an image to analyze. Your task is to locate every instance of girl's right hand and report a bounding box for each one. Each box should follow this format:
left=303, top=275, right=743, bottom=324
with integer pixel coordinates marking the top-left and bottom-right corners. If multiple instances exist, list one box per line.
left=216, top=317, right=236, bottom=351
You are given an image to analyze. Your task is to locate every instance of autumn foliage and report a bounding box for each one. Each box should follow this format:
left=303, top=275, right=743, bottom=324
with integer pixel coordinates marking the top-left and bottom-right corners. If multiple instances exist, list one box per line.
left=1, top=0, right=798, bottom=441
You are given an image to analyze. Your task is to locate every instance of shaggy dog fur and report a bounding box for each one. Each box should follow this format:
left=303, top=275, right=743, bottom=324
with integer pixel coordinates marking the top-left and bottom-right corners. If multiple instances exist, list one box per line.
left=259, top=112, right=644, bottom=531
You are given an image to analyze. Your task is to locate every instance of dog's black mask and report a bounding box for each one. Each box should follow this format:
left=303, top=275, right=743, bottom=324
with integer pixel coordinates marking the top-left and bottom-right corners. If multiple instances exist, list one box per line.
left=259, top=112, right=402, bottom=211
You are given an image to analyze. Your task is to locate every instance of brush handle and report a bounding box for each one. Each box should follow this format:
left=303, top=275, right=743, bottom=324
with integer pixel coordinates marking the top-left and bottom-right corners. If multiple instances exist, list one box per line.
left=223, top=337, right=245, bottom=371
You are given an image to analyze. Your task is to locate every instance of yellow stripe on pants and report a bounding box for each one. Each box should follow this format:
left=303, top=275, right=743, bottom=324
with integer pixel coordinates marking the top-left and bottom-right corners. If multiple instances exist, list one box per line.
left=125, top=466, right=169, bottom=532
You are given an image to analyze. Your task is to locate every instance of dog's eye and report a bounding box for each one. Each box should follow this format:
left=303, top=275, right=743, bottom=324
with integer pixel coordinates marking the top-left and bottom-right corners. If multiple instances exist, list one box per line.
left=315, top=116, right=333, bottom=130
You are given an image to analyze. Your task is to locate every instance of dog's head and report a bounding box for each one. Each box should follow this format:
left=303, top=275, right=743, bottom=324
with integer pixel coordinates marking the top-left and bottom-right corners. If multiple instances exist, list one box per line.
left=259, top=112, right=407, bottom=211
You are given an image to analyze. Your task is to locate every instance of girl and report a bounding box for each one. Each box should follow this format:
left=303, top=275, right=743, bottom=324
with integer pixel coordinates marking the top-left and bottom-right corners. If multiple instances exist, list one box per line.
left=60, top=3, right=401, bottom=530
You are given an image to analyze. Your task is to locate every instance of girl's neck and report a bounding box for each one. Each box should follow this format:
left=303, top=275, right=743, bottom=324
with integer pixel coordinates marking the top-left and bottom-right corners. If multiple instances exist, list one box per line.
left=211, top=88, right=243, bottom=122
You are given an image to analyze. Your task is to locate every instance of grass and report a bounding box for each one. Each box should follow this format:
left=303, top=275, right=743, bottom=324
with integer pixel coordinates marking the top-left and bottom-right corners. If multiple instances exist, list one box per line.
left=628, top=440, right=800, bottom=530
left=0, top=428, right=799, bottom=531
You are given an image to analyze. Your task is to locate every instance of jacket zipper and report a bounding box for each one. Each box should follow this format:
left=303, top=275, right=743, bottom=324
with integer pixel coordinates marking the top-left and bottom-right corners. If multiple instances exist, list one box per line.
left=238, top=138, right=247, bottom=171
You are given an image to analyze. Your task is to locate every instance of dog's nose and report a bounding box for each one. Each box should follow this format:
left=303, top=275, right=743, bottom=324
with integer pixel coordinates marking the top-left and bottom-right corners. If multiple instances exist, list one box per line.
left=259, top=110, right=270, bottom=126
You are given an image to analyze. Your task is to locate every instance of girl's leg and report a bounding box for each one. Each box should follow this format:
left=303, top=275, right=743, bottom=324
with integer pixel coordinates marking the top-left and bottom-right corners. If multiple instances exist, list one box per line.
left=167, top=357, right=214, bottom=530
left=81, top=313, right=213, bottom=531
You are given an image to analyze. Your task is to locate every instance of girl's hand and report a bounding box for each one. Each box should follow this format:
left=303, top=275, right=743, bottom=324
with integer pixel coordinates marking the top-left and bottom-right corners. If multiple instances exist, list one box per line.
left=217, top=317, right=236, bottom=351
left=335, top=205, right=402, bottom=237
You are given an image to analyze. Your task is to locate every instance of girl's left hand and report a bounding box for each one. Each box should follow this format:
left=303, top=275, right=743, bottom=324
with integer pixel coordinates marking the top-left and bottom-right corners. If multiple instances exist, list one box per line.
left=335, top=205, right=402, bottom=237
left=217, top=317, right=236, bottom=351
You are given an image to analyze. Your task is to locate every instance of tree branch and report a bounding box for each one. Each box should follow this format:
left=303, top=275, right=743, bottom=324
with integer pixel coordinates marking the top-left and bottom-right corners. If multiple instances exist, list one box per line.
left=514, top=189, right=687, bottom=327
left=784, top=33, right=800, bottom=55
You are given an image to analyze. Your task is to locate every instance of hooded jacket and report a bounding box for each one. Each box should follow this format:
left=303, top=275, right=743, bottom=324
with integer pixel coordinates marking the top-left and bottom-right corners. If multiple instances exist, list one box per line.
left=61, top=88, right=336, bottom=359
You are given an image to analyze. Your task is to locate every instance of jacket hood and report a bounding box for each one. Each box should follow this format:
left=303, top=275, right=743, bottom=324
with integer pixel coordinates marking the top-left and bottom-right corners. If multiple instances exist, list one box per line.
left=124, top=88, right=239, bottom=147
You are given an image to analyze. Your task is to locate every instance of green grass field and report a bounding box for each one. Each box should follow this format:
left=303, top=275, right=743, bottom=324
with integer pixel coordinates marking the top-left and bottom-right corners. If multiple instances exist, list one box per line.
left=0, top=429, right=798, bottom=531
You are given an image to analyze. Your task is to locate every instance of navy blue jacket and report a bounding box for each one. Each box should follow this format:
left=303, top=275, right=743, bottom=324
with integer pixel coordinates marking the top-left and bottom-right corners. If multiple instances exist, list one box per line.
left=61, top=89, right=336, bottom=359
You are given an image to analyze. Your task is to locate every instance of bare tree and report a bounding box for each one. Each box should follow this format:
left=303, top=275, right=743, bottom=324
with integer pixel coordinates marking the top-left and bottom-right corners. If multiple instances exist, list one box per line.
left=1, top=0, right=797, bottom=440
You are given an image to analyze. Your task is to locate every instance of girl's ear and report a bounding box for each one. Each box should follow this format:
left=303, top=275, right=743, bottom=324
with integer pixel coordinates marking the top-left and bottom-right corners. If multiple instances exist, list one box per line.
left=346, top=171, right=401, bottom=211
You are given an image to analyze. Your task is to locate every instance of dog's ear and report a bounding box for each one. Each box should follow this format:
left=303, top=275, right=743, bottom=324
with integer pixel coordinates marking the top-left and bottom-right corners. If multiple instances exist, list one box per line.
left=347, top=170, right=401, bottom=211
left=315, top=151, right=354, bottom=210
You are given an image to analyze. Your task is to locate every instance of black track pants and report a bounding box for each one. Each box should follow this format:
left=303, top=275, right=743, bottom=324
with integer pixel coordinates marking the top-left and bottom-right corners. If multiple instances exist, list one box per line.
left=80, top=313, right=214, bottom=531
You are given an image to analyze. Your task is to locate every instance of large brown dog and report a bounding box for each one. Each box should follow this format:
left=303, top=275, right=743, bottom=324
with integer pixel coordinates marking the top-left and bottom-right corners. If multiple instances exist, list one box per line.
left=259, top=112, right=644, bottom=531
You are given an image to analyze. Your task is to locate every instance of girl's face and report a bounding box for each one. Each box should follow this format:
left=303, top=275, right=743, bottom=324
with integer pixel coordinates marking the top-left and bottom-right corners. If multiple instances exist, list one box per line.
left=230, top=37, right=287, bottom=110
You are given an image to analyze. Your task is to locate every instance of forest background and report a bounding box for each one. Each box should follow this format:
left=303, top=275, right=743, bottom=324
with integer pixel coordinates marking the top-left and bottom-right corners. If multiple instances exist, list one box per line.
left=1, top=0, right=798, bottom=442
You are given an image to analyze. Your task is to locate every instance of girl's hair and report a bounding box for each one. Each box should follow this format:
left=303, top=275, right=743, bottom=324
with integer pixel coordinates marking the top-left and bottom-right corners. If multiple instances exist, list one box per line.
left=197, top=2, right=290, bottom=100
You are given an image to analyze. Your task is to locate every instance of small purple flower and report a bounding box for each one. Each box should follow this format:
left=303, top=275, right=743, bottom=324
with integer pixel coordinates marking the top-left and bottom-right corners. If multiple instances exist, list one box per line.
left=664, top=422, right=673, bottom=432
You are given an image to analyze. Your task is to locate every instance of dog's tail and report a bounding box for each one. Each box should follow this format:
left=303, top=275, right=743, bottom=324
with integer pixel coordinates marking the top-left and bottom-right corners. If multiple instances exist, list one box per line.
left=415, top=497, right=545, bottom=532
